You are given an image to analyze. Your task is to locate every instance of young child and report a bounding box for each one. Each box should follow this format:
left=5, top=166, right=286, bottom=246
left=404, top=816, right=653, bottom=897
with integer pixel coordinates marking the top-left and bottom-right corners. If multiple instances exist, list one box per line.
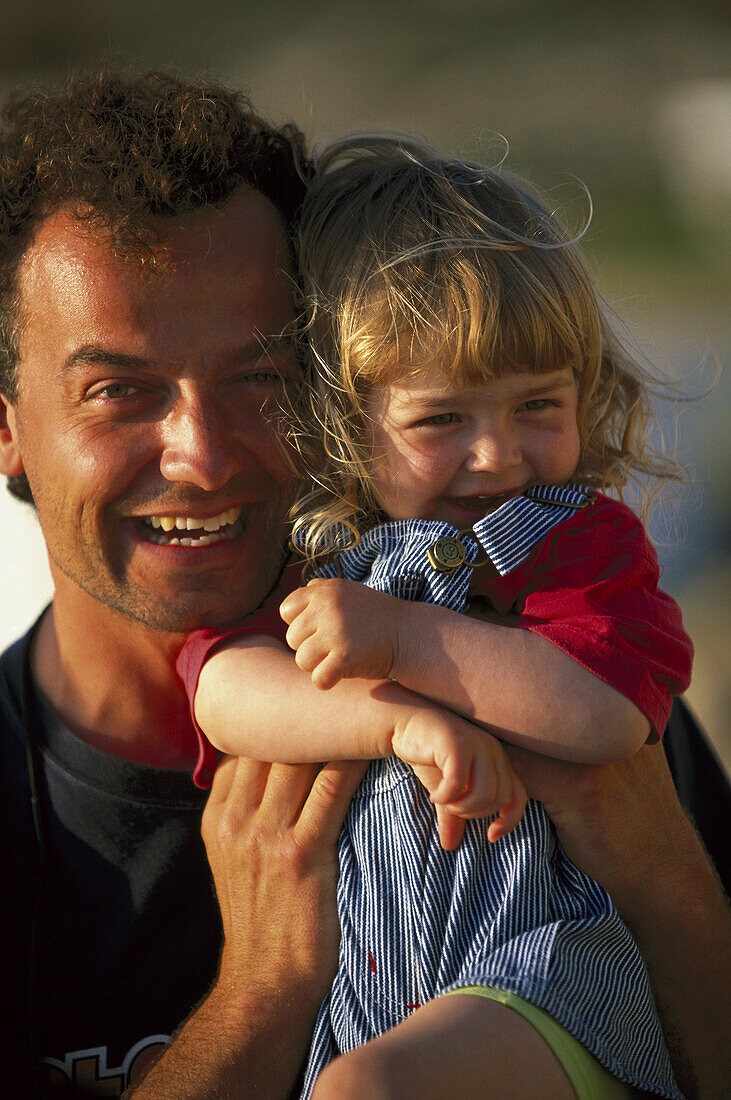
left=176, top=138, right=692, bottom=1098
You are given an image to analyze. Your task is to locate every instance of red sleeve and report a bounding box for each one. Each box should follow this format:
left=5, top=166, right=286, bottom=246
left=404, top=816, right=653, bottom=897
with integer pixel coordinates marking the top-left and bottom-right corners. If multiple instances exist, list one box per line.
left=175, top=563, right=300, bottom=788
left=477, top=497, right=694, bottom=738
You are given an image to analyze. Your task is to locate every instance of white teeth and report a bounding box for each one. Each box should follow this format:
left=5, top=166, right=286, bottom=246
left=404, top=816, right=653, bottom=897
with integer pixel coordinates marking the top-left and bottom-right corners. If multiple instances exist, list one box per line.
left=144, top=506, right=242, bottom=532
left=155, top=532, right=229, bottom=548
left=140, top=506, right=243, bottom=546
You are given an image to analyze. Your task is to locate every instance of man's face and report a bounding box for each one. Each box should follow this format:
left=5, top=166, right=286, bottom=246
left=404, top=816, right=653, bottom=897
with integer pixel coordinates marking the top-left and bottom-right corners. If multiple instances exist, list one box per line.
left=2, top=190, right=297, bottom=632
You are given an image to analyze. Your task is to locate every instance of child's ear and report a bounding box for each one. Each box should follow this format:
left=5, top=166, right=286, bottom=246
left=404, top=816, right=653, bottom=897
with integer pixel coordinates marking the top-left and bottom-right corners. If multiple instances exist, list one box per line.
left=0, top=394, right=25, bottom=477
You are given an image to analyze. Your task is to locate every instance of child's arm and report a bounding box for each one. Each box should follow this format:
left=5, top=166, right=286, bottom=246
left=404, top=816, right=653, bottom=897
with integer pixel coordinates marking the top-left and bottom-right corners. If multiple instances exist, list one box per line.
left=194, top=634, right=527, bottom=847
left=280, top=579, right=652, bottom=765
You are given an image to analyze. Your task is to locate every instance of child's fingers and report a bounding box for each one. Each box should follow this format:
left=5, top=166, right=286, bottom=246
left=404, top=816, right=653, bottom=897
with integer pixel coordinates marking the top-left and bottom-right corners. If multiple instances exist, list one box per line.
left=441, top=748, right=501, bottom=815
left=442, top=745, right=522, bottom=817
left=279, top=587, right=311, bottom=625
left=435, top=806, right=466, bottom=851
left=427, top=750, right=473, bottom=806
left=487, top=775, right=528, bottom=842
left=309, top=656, right=345, bottom=691
left=292, top=635, right=330, bottom=676
left=284, top=616, right=314, bottom=652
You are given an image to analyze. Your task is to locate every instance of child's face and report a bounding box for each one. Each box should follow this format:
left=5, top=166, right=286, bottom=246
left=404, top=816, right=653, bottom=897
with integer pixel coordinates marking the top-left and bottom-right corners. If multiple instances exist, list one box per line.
left=367, top=365, right=581, bottom=527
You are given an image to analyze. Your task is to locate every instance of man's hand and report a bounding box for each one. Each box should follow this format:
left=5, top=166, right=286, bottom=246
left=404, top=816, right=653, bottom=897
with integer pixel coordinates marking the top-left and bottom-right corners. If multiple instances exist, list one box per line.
left=392, top=709, right=527, bottom=850
left=503, top=742, right=683, bottom=914
left=203, top=755, right=366, bottom=1011
left=280, top=578, right=401, bottom=689
left=127, top=756, right=366, bottom=1098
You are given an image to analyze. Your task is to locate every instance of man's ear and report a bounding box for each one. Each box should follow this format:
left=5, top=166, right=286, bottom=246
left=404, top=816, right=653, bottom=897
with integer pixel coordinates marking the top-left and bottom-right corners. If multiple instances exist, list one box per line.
left=0, top=394, right=24, bottom=477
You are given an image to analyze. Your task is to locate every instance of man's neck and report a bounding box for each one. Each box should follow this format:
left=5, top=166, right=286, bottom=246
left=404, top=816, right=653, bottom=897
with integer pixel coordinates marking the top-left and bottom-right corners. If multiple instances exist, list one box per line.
left=33, top=591, right=198, bottom=770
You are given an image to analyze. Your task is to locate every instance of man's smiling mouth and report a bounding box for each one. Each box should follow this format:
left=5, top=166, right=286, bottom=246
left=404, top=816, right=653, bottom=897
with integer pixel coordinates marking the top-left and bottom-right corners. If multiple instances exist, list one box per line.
left=137, top=506, right=244, bottom=546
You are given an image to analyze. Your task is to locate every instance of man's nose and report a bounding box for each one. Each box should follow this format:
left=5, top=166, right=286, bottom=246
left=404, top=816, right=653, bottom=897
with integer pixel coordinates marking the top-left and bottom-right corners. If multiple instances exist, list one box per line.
left=159, top=395, right=241, bottom=491
left=464, top=427, right=522, bottom=473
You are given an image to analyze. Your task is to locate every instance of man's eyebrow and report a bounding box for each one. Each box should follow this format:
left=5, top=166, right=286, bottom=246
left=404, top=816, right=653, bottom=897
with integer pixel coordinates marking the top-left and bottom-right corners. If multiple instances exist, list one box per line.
left=229, top=335, right=296, bottom=361
left=62, top=346, right=152, bottom=372
left=61, top=337, right=295, bottom=373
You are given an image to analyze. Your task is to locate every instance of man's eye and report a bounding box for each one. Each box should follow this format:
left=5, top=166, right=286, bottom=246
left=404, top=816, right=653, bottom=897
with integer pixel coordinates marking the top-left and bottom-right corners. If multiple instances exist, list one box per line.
left=234, top=370, right=284, bottom=386
left=95, top=382, right=140, bottom=400
left=520, top=399, right=551, bottom=411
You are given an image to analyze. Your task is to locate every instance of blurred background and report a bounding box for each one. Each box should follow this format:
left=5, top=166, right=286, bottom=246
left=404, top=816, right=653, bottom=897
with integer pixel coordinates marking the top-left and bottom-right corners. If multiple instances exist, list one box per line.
left=1, top=0, right=728, bottom=770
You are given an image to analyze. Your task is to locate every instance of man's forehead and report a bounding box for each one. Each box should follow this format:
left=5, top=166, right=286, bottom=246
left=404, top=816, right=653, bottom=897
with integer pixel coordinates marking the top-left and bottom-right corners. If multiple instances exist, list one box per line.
left=14, top=189, right=295, bottom=375
left=19, top=187, right=290, bottom=287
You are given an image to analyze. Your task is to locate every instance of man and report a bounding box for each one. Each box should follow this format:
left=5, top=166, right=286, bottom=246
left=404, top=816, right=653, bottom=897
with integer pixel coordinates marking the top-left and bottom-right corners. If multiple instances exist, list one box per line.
left=0, top=71, right=361, bottom=1097
left=0, top=72, right=728, bottom=1099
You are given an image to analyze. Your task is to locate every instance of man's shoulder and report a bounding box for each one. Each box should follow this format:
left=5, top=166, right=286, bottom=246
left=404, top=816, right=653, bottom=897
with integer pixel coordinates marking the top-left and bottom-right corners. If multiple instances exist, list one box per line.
left=1, top=625, right=32, bottom=664
left=0, top=626, right=38, bottom=857
left=0, top=625, right=33, bottom=718
left=0, top=619, right=43, bottom=786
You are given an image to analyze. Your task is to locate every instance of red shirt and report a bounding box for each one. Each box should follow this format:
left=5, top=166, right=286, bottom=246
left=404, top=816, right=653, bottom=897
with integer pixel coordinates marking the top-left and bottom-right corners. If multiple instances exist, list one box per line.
left=473, top=496, right=692, bottom=739
left=177, top=497, right=693, bottom=787
left=176, top=565, right=298, bottom=786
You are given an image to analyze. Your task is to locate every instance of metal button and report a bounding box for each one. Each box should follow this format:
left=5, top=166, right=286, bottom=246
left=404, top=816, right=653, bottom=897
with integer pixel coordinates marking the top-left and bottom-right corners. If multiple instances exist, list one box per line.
left=427, top=535, right=468, bottom=573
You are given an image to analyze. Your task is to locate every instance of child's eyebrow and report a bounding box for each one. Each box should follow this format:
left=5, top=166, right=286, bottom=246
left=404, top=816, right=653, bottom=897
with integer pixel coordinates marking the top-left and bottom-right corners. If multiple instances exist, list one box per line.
left=515, top=377, right=576, bottom=399
left=399, top=375, right=576, bottom=407
left=403, top=394, right=459, bottom=409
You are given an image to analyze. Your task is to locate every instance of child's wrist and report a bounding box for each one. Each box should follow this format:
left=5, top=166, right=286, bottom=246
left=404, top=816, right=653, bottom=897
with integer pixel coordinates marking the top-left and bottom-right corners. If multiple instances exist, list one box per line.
left=387, top=602, right=422, bottom=683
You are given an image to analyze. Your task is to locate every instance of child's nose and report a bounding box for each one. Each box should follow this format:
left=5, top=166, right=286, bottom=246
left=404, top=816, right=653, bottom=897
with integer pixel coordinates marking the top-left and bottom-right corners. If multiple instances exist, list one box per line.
left=465, top=429, right=522, bottom=473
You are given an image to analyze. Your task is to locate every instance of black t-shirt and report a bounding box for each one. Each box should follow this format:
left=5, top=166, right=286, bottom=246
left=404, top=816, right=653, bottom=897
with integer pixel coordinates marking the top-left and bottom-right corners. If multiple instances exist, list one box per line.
left=0, top=625, right=221, bottom=1097
left=1, top=620, right=729, bottom=1097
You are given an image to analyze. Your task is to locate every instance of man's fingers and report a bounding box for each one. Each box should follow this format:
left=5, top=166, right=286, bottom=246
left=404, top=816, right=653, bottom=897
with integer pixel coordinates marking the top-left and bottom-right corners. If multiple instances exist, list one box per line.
left=206, top=755, right=270, bottom=810
left=207, top=758, right=363, bottom=843
left=258, top=761, right=323, bottom=827
left=295, top=760, right=367, bottom=848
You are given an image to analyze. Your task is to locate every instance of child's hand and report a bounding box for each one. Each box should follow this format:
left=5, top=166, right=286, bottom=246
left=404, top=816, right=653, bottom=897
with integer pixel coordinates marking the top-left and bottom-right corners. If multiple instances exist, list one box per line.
left=391, top=709, right=528, bottom=850
left=280, top=578, right=401, bottom=689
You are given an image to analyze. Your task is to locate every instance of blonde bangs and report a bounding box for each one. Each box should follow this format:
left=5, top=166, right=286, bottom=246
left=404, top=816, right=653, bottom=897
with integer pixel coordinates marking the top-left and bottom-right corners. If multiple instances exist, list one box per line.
left=336, top=235, right=601, bottom=394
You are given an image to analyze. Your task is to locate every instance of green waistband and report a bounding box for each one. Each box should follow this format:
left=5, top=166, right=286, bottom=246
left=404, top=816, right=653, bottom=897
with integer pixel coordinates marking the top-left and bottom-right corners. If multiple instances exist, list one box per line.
left=444, top=986, right=636, bottom=1100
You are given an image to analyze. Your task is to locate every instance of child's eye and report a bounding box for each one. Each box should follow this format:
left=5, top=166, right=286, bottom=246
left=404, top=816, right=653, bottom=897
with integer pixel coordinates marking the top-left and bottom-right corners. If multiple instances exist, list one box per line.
left=519, top=399, right=552, bottom=412
left=417, top=412, right=457, bottom=427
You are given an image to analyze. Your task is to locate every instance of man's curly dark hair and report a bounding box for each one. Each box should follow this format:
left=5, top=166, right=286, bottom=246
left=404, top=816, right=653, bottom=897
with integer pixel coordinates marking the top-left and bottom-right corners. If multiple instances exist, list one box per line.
left=0, top=71, right=310, bottom=502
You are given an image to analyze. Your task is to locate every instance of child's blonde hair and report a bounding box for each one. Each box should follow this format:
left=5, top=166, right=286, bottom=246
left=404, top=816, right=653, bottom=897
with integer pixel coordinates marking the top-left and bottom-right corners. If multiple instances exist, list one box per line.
left=288, top=135, right=681, bottom=561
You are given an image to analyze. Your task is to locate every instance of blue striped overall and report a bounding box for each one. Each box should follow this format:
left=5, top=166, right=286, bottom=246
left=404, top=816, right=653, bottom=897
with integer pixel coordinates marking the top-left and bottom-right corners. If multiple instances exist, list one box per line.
left=300, top=485, right=680, bottom=1099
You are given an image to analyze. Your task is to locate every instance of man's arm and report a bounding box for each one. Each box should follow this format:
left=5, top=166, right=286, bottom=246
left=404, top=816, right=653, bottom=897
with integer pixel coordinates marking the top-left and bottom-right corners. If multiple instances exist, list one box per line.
left=505, top=740, right=731, bottom=1100
left=125, top=756, right=366, bottom=1099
